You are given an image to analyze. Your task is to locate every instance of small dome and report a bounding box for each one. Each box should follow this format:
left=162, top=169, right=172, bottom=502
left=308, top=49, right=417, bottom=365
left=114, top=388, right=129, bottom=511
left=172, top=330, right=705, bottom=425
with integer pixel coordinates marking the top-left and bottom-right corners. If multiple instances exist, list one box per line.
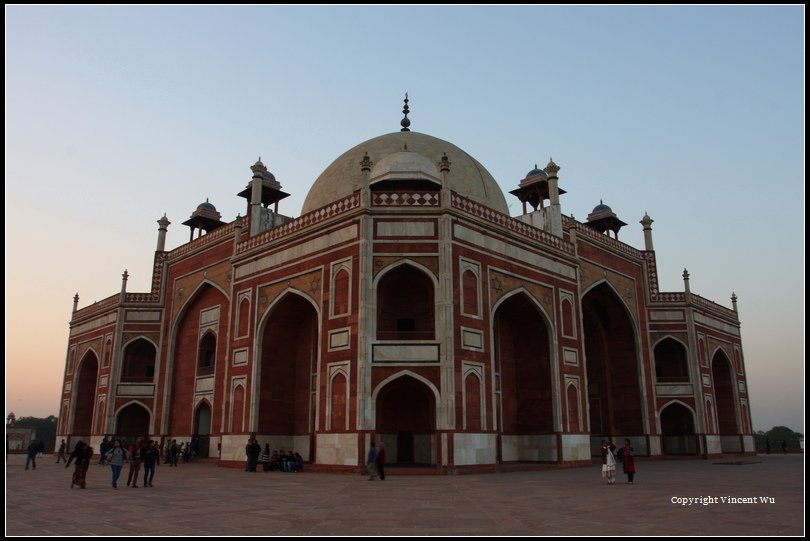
left=592, top=200, right=611, bottom=213
left=369, top=150, right=442, bottom=186
left=197, top=199, right=217, bottom=212
left=526, top=164, right=548, bottom=179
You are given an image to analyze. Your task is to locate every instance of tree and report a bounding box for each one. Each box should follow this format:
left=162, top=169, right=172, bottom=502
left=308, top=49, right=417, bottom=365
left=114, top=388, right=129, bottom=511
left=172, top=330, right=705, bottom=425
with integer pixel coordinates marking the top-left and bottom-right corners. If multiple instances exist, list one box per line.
left=11, top=416, right=58, bottom=452
left=765, top=426, right=802, bottom=450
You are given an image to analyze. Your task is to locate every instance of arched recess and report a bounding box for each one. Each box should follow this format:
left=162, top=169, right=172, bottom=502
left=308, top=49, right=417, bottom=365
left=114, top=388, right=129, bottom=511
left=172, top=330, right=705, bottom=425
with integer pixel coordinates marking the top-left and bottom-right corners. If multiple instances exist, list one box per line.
left=194, top=400, right=212, bottom=458
left=231, top=384, right=245, bottom=433
left=71, top=350, right=99, bottom=437
left=95, top=398, right=107, bottom=434
left=493, top=290, right=555, bottom=461
left=462, top=269, right=479, bottom=316
left=197, top=331, right=217, bottom=375
left=660, top=401, right=697, bottom=455
left=167, top=281, right=229, bottom=436
left=116, top=401, right=151, bottom=441
left=705, top=397, right=716, bottom=434
left=654, top=337, right=689, bottom=382
left=256, top=291, right=319, bottom=459
left=329, top=371, right=348, bottom=431
left=712, top=348, right=741, bottom=452
left=237, top=297, right=250, bottom=337
left=582, top=281, right=644, bottom=441
left=121, top=337, right=157, bottom=382
left=332, top=267, right=351, bottom=316
left=566, top=382, right=581, bottom=432
left=463, top=371, right=482, bottom=431
left=374, top=373, right=437, bottom=465
left=561, top=298, right=574, bottom=337
left=375, top=261, right=436, bottom=340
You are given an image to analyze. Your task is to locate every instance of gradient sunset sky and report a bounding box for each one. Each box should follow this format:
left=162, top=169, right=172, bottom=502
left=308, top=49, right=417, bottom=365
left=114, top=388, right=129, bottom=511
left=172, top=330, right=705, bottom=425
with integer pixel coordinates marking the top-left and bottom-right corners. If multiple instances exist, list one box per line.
left=5, top=6, right=803, bottom=433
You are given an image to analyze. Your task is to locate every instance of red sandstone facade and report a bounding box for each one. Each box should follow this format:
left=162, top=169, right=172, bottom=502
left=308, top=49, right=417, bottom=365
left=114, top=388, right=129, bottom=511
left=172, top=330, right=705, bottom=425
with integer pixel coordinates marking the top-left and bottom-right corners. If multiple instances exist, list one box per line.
left=57, top=129, right=753, bottom=471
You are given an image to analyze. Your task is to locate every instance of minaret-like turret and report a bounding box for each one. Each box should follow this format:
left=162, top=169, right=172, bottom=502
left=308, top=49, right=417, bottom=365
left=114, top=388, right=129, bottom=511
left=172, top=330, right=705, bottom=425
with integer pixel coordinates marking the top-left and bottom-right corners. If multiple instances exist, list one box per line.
left=156, top=214, right=171, bottom=251
left=237, top=158, right=291, bottom=236
left=640, top=212, right=654, bottom=251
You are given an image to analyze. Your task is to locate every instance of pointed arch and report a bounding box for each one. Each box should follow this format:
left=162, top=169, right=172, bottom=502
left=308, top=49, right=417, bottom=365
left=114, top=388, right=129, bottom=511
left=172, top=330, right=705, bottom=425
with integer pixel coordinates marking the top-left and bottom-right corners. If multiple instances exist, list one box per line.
left=653, top=336, right=689, bottom=382
left=370, top=370, right=441, bottom=428
left=115, top=400, right=152, bottom=440
left=582, top=280, right=645, bottom=440
left=374, top=260, right=437, bottom=341
left=121, top=337, right=158, bottom=382
left=659, top=400, right=697, bottom=455
left=711, top=349, right=738, bottom=436
left=566, top=381, right=582, bottom=432
left=71, top=350, right=99, bottom=437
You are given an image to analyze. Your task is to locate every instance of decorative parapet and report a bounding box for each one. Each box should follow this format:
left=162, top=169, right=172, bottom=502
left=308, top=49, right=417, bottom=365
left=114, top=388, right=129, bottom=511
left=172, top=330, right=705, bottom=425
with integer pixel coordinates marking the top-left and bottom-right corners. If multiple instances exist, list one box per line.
left=168, top=219, right=241, bottom=261
left=72, top=294, right=119, bottom=320
left=237, top=193, right=361, bottom=255
left=451, top=192, right=575, bottom=255
left=371, top=191, right=440, bottom=207
left=562, top=215, right=645, bottom=259
left=692, top=293, right=737, bottom=320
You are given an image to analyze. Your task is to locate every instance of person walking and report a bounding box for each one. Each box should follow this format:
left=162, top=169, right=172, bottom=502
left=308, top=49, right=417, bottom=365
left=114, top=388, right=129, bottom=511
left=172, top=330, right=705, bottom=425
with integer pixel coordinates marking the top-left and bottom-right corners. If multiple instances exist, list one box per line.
left=260, top=444, right=271, bottom=472
left=617, top=438, right=636, bottom=484
left=367, top=441, right=378, bottom=480
left=126, top=437, right=143, bottom=488
left=25, top=441, right=38, bottom=470
left=142, top=440, right=158, bottom=487
left=105, top=440, right=126, bottom=489
left=66, top=441, right=93, bottom=489
left=55, top=439, right=67, bottom=463
left=600, top=439, right=617, bottom=485
left=376, top=441, right=386, bottom=481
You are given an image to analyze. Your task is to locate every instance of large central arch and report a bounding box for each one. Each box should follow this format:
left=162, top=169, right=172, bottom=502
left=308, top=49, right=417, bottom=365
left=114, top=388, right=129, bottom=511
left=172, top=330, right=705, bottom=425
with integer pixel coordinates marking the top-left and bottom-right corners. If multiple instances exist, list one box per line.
left=712, top=349, right=740, bottom=453
left=582, top=282, right=644, bottom=450
left=493, top=291, right=555, bottom=462
left=375, top=373, right=437, bottom=465
left=257, top=292, right=319, bottom=461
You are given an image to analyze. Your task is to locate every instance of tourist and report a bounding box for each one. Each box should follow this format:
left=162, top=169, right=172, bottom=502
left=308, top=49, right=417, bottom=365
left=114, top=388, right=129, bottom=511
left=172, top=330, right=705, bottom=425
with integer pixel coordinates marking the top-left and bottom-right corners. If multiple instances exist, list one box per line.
left=55, top=439, right=67, bottom=463
left=782, top=440, right=787, bottom=454
left=260, top=444, right=271, bottom=472
left=367, top=441, right=378, bottom=481
left=142, top=440, right=158, bottom=487
left=246, top=438, right=261, bottom=472
left=105, top=439, right=126, bottom=489
left=601, top=439, right=617, bottom=485
left=766, top=440, right=771, bottom=454
left=126, top=437, right=143, bottom=487
left=25, top=441, right=38, bottom=470
left=376, top=441, right=386, bottom=481
left=617, top=438, right=636, bottom=484
left=98, top=437, right=110, bottom=465
left=66, top=441, right=93, bottom=489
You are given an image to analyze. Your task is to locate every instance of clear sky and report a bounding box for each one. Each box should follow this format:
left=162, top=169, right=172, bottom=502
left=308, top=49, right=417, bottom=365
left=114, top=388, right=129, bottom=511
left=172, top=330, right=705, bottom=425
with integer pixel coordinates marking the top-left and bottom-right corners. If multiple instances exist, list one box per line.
left=5, top=6, right=804, bottom=433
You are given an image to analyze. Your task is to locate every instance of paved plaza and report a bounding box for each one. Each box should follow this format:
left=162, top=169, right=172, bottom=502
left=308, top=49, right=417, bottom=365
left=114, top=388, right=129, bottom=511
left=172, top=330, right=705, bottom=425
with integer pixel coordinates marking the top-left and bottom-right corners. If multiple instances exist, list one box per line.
left=5, top=454, right=803, bottom=536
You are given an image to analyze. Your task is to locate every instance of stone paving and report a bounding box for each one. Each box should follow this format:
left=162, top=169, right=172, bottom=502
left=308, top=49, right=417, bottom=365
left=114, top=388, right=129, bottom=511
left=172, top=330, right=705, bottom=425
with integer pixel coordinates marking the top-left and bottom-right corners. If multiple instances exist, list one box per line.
left=5, top=454, right=803, bottom=535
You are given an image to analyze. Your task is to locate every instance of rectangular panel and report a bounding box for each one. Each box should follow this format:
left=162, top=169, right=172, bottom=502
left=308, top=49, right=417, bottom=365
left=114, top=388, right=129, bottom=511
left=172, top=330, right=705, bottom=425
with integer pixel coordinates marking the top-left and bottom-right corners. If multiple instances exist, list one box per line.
left=702, top=374, right=711, bottom=387
left=195, top=376, right=215, bottom=393
left=376, top=220, right=436, bottom=237
left=461, top=328, right=483, bottom=351
left=232, top=348, right=248, bottom=366
left=328, top=328, right=351, bottom=351
left=70, top=312, right=117, bottom=337
left=563, top=348, right=579, bottom=366
left=649, top=310, right=685, bottom=321
left=99, top=375, right=108, bottom=388
left=372, top=343, right=440, bottom=363
left=200, top=306, right=220, bottom=326
left=694, top=312, right=740, bottom=336
left=125, top=310, right=161, bottom=321
left=116, top=384, right=155, bottom=396
left=655, top=383, right=694, bottom=396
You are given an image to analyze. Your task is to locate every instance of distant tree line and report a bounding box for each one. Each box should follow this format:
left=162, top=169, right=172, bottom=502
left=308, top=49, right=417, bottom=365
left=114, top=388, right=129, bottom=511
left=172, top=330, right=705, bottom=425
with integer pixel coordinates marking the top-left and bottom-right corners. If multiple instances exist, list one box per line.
left=8, top=415, right=58, bottom=452
left=754, top=426, right=803, bottom=452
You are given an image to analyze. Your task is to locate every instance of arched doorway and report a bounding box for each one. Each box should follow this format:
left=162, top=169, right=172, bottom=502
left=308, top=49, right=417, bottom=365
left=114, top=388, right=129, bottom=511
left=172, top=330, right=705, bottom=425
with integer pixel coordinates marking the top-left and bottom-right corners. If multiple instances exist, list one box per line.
left=493, top=292, right=554, bottom=461
left=377, top=264, right=435, bottom=340
left=121, top=338, right=157, bottom=382
left=194, top=401, right=211, bottom=457
left=654, top=338, right=689, bottom=382
left=712, top=350, right=740, bottom=453
left=72, top=351, right=99, bottom=439
left=116, top=403, right=150, bottom=442
left=660, top=402, right=696, bottom=455
left=376, top=375, right=436, bottom=465
left=258, top=293, right=318, bottom=461
left=582, top=283, right=644, bottom=451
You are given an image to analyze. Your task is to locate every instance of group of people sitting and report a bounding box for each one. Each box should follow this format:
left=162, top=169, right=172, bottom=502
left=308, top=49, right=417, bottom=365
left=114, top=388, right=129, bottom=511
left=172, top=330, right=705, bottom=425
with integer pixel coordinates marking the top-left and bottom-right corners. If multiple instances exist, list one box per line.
left=245, top=438, right=304, bottom=472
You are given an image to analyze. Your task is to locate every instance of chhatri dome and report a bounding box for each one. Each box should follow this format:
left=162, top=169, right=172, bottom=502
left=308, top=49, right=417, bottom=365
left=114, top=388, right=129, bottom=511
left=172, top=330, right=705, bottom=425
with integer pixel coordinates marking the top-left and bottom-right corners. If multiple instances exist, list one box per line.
left=301, top=130, right=510, bottom=214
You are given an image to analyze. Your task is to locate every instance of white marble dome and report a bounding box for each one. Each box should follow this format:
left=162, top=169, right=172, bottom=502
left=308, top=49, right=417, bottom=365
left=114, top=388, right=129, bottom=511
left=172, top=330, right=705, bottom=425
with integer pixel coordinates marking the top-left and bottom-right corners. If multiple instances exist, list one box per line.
left=301, top=131, right=508, bottom=214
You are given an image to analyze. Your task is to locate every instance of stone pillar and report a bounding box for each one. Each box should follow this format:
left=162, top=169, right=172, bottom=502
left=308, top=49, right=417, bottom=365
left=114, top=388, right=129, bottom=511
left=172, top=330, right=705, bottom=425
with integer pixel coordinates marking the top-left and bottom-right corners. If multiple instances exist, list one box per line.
left=682, top=268, right=690, bottom=300
left=156, top=214, right=171, bottom=252
left=545, top=159, right=563, bottom=237
left=233, top=214, right=243, bottom=252
left=731, top=292, right=738, bottom=313
left=72, top=293, right=79, bottom=314
left=640, top=213, right=654, bottom=251
left=120, top=269, right=129, bottom=302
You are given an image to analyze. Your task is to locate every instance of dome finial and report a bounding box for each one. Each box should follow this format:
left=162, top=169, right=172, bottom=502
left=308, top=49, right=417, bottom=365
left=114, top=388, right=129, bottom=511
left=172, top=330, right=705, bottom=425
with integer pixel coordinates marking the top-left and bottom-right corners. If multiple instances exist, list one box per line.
left=400, top=93, right=411, bottom=132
